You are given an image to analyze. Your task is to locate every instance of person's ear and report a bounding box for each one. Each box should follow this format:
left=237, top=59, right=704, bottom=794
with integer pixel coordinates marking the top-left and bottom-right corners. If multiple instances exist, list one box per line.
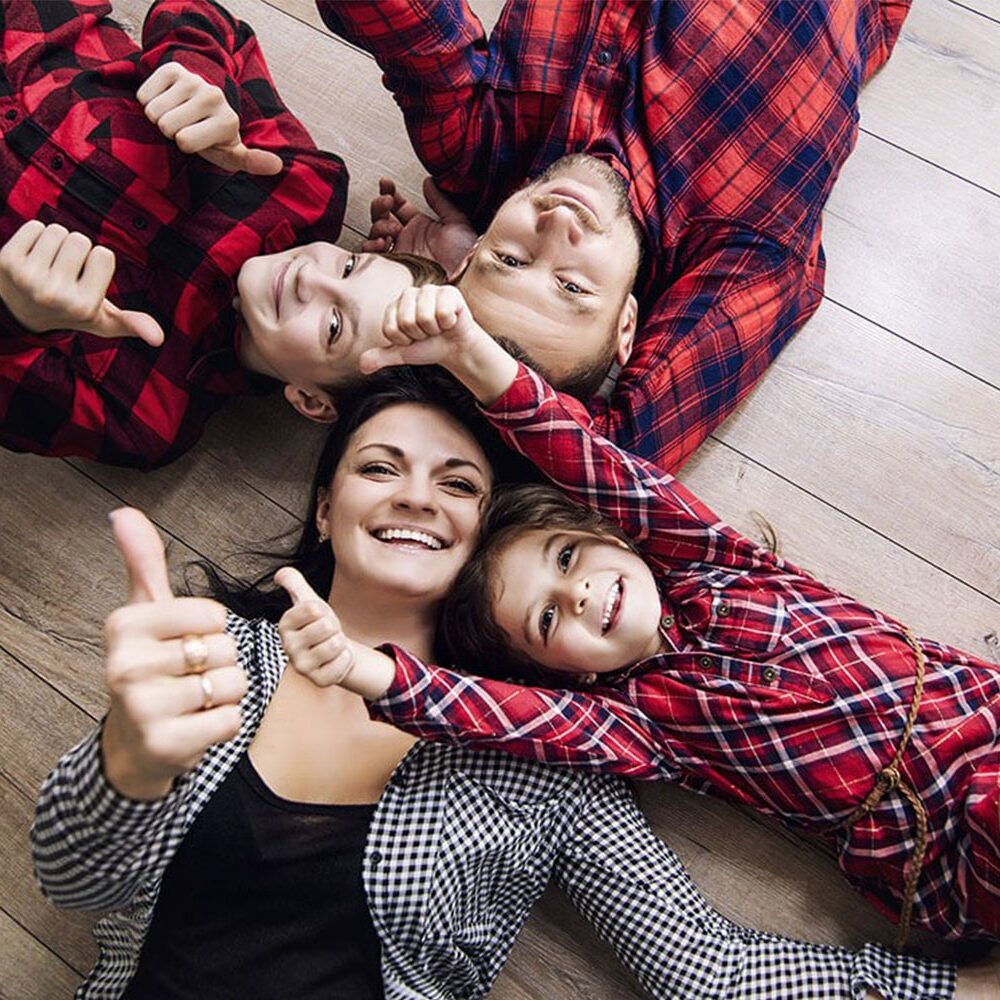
left=613, top=293, right=639, bottom=367
left=283, top=385, right=338, bottom=424
left=447, top=236, right=482, bottom=283
left=315, top=487, right=331, bottom=539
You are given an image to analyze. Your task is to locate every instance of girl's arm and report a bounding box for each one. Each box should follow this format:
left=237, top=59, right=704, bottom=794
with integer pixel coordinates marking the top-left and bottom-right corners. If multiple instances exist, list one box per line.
left=555, top=778, right=957, bottom=1000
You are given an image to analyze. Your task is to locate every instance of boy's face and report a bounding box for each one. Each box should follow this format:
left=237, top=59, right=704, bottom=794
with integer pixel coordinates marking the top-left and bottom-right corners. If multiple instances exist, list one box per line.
left=492, top=529, right=663, bottom=677
left=236, top=242, right=414, bottom=397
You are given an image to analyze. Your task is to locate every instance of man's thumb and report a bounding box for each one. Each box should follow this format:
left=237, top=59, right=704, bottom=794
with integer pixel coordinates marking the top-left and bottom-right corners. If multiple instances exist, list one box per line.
left=274, top=567, right=323, bottom=606
left=423, top=178, right=469, bottom=224
left=95, top=301, right=165, bottom=347
left=109, top=508, right=173, bottom=604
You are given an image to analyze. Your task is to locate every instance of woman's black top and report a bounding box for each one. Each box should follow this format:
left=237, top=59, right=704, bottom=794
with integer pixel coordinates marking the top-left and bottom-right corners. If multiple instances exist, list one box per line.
left=123, top=753, right=383, bottom=999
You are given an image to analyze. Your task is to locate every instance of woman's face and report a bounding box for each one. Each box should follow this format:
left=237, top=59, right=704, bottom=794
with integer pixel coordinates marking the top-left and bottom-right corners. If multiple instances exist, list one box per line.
left=317, top=403, right=492, bottom=605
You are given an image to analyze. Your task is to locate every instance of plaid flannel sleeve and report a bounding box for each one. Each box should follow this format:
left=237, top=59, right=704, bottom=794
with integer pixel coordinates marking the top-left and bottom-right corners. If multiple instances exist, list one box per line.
left=555, top=778, right=957, bottom=1000
left=601, top=225, right=821, bottom=475
left=485, top=363, right=773, bottom=577
left=316, top=0, right=501, bottom=198
left=371, top=643, right=670, bottom=779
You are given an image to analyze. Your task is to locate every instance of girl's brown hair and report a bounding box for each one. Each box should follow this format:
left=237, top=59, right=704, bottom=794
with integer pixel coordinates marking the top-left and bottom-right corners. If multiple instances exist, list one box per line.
left=440, top=483, right=637, bottom=681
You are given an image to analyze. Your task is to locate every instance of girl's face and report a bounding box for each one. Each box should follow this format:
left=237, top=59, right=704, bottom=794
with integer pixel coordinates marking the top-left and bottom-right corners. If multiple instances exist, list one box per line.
left=317, top=403, right=491, bottom=605
left=492, top=529, right=663, bottom=677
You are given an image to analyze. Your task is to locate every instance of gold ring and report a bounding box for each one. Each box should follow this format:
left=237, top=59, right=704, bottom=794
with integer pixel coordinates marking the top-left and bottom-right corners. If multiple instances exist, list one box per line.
left=384, top=236, right=396, bottom=254
left=182, top=635, right=209, bottom=673
left=199, top=673, right=214, bottom=711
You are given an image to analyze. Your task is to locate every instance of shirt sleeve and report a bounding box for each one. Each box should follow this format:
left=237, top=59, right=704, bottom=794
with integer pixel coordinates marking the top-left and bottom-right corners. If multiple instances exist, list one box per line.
left=315, top=0, right=501, bottom=210
left=140, top=0, right=319, bottom=151
left=485, top=363, right=775, bottom=579
left=370, top=643, right=670, bottom=779
left=30, top=726, right=193, bottom=911
left=553, top=779, right=957, bottom=1000
left=597, top=224, right=822, bottom=475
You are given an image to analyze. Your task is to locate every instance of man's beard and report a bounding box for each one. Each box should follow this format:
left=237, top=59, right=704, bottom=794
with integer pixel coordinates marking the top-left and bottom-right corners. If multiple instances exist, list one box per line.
left=533, top=153, right=636, bottom=227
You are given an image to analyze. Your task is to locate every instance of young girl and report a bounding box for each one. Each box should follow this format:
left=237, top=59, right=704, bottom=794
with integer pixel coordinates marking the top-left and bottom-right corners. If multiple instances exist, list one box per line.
left=282, top=285, right=1000, bottom=949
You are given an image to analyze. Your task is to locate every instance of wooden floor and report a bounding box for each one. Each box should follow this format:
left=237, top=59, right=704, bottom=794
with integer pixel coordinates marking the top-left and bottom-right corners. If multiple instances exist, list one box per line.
left=1, top=1, right=998, bottom=996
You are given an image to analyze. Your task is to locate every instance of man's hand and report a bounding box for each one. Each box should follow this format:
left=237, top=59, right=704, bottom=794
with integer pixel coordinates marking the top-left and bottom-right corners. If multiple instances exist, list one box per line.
left=137, top=62, right=283, bottom=176
left=101, top=509, right=247, bottom=800
left=364, top=177, right=477, bottom=275
left=362, top=284, right=518, bottom=406
left=0, top=221, right=165, bottom=345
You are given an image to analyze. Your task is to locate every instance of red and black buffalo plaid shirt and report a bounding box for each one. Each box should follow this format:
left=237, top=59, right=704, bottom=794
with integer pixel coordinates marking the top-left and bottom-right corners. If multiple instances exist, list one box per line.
left=321, top=0, right=910, bottom=472
left=373, top=364, right=1000, bottom=941
left=0, top=0, right=348, bottom=468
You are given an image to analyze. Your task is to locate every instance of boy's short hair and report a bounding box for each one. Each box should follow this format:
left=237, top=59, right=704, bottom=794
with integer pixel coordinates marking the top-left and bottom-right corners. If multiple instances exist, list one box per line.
left=441, top=482, right=637, bottom=682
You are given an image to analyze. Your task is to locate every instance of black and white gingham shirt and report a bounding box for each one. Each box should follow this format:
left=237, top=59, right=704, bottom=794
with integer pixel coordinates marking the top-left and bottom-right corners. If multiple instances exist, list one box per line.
left=32, top=615, right=956, bottom=999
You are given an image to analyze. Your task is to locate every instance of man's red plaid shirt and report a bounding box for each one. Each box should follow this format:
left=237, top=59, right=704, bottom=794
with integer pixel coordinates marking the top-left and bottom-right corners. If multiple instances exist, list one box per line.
left=321, top=0, right=910, bottom=472
left=0, top=0, right=347, bottom=468
left=372, top=365, right=1000, bottom=942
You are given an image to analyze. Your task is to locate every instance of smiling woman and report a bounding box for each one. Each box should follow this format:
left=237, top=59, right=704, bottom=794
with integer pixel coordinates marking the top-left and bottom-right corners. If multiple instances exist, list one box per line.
left=30, top=363, right=957, bottom=999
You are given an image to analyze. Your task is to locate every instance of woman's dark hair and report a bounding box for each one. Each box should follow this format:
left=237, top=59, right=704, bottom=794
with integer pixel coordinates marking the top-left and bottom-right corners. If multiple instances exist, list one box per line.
left=195, top=366, right=536, bottom=624
left=440, top=483, right=637, bottom=682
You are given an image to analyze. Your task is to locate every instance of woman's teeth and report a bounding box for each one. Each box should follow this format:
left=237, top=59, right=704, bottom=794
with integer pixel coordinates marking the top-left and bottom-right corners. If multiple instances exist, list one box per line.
left=372, top=528, right=444, bottom=550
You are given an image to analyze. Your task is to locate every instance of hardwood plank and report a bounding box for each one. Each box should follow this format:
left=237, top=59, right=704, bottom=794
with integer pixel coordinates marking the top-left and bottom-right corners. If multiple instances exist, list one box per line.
left=712, top=299, right=1000, bottom=604
left=0, top=453, right=204, bottom=717
left=861, top=0, right=1000, bottom=193
left=0, top=776, right=97, bottom=978
left=0, top=908, right=82, bottom=1000
left=681, top=439, right=1000, bottom=664
left=950, top=0, right=1000, bottom=23
left=0, top=648, right=95, bottom=800
left=822, top=131, right=999, bottom=385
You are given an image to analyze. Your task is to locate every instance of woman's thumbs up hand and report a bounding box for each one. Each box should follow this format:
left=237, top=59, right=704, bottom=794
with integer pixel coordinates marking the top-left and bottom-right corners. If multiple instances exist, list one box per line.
left=100, top=509, right=246, bottom=801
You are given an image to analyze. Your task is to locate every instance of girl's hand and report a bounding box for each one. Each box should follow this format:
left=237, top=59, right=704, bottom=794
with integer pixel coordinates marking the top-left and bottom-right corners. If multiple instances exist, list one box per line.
left=0, top=221, right=165, bottom=345
left=363, top=284, right=519, bottom=407
left=275, top=568, right=356, bottom=687
left=364, top=177, right=477, bottom=275
left=101, top=509, right=247, bottom=801
left=137, top=62, right=282, bottom=176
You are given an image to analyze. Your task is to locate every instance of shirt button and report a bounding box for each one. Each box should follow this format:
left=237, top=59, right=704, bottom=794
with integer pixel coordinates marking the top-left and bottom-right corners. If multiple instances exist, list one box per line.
left=369, top=850, right=383, bottom=868
left=699, top=656, right=712, bottom=668
left=5, top=109, right=17, bottom=121
left=596, top=49, right=613, bottom=66
left=50, top=154, right=63, bottom=170
left=133, top=216, right=148, bottom=231
left=717, top=602, right=731, bottom=618
left=762, top=666, right=778, bottom=683
left=660, top=615, right=674, bottom=628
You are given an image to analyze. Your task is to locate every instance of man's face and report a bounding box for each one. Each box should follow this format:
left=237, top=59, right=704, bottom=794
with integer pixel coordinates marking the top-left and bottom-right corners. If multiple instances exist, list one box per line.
left=457, top=155, right=641, bottom=393
left=236, top=242, right=414, bottom=412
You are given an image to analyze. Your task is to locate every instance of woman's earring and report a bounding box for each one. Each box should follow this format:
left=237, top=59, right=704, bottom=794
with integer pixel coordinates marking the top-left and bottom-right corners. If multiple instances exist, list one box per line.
left=317, top=526, right=329, bottom=544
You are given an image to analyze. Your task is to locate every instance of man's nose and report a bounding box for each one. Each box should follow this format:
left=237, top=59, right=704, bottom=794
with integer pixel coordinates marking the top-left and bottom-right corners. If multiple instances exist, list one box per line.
left=536, top=204, right=583, bottom=245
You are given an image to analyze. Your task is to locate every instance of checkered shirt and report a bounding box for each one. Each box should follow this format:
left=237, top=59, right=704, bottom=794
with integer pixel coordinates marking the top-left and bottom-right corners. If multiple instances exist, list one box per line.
left=32, top=613, right=955, bottom=999
left=372, top=365, right=1000, bottom=942
left=0, top=0, right=348, bottom=468
left=319, top=0, right=910, bottom=472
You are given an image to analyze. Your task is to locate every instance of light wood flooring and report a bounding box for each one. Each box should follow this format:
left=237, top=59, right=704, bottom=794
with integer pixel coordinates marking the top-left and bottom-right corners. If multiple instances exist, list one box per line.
left=1, top=1, right=998, bottom=996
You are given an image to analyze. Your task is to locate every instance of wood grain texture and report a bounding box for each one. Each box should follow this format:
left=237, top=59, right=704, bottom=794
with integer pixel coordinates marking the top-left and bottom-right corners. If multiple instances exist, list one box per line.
left=2, top=0, right=997, bottom=996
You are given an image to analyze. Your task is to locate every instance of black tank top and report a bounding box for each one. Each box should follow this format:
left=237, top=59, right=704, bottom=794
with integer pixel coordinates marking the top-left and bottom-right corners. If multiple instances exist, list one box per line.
left=123, top=753, right=383, bottom=999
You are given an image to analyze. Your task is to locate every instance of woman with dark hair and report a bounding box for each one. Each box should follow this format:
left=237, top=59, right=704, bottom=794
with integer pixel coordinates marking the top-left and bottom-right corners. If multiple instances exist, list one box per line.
left=33, top=369, right=961, bottom=998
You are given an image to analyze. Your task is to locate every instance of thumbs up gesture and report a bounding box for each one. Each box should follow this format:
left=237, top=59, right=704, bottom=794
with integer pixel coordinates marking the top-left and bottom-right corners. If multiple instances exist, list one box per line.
left=0, top=221, right=165, bottom=346
left=274, top=568, right=356, bottom=687
left=100, top=508, right=247, bottom=801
